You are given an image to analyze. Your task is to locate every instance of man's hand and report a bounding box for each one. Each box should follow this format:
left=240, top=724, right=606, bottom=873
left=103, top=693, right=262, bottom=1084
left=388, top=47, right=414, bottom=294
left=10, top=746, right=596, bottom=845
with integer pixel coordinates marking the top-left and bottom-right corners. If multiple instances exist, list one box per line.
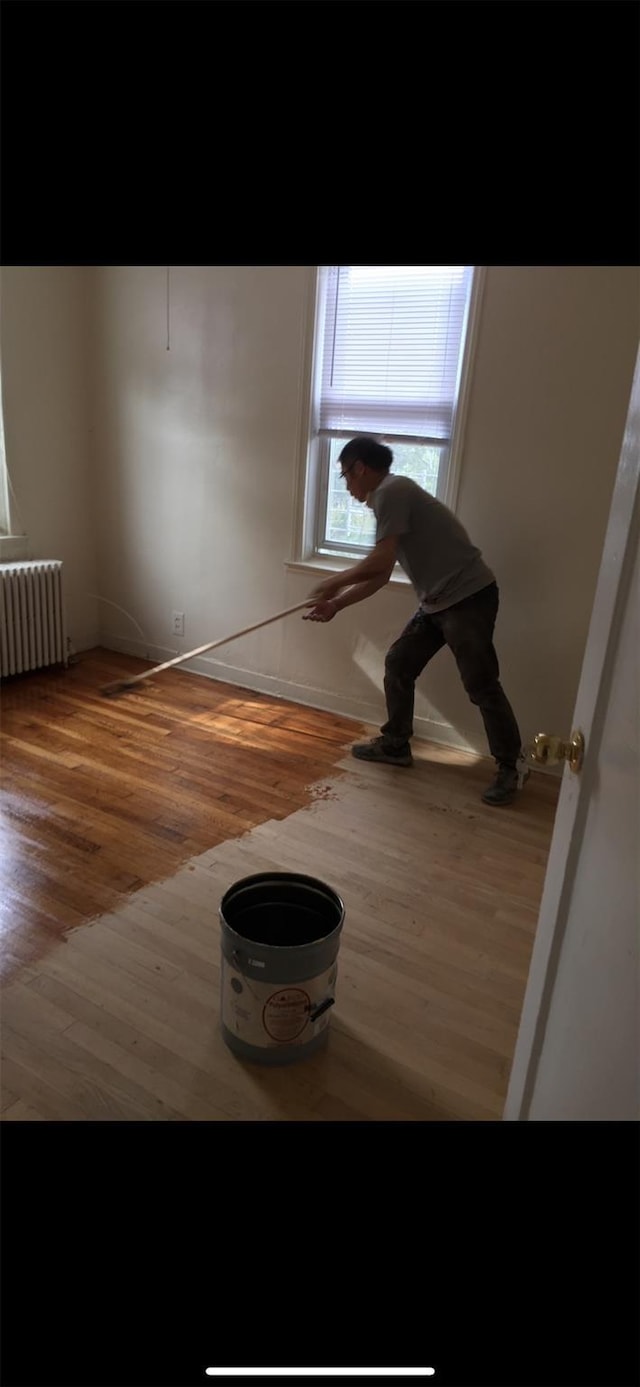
left=302, top=599, right=338, bottom=623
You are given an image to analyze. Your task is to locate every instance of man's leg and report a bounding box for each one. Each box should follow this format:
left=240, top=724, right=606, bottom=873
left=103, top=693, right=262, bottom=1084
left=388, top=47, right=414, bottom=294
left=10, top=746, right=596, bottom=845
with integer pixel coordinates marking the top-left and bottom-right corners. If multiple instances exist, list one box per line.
left=436, top=585, right=525, bottom=803
left=352, top=610, right=444, bottom=765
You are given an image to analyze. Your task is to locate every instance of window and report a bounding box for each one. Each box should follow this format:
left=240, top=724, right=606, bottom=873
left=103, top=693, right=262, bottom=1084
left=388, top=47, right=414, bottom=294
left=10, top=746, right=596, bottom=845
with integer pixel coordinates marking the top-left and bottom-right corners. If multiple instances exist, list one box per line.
left=0, top=350, right=29, bottom=559
left=0, top=368, right=10, bottom=536
left=296, top=265, right=480, bottom=565
left=0, top=274, right=9, bottom=537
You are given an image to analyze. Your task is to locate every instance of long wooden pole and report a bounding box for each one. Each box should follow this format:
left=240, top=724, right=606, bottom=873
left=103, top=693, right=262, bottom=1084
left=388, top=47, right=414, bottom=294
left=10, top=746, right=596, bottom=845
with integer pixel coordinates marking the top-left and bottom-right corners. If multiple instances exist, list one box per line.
left=100, top=600, right=310, bottom=695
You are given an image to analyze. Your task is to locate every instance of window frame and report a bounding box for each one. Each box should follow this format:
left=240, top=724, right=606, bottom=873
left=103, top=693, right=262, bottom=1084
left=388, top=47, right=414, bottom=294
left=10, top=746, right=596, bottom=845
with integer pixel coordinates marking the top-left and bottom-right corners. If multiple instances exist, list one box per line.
left=288, top=265, right=486, bottom=574
left=0, top=368, right=9, bottom=537
left=0, top=357, right=30, bottom=559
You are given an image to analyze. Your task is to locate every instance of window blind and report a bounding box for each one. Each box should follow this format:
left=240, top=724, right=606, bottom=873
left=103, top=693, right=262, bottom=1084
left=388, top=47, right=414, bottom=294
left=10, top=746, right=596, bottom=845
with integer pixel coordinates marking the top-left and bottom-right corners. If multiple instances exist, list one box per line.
left=318, top=265, right=474, bottom=441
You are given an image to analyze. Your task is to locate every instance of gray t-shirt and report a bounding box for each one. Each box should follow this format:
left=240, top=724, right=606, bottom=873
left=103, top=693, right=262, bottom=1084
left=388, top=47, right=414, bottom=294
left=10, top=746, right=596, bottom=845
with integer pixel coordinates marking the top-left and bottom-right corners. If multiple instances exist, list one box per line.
left=370, top=474, right=496, bottom=614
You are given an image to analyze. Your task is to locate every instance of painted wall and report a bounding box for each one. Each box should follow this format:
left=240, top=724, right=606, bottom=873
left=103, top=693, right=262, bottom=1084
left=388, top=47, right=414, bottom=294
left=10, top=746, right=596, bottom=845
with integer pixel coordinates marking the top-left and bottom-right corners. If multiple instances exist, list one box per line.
left=2, top=265, right=638, bottom=761
left=89, top=265, right=310, bottom=675
left=0, top=266, right=99, bottom=650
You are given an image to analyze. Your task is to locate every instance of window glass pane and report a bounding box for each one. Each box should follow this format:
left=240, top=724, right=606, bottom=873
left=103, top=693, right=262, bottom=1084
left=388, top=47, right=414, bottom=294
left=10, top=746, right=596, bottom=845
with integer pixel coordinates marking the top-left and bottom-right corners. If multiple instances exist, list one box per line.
left=322, top=438, right=377, bottom=548
left=321, top=438, right=445, bottom=551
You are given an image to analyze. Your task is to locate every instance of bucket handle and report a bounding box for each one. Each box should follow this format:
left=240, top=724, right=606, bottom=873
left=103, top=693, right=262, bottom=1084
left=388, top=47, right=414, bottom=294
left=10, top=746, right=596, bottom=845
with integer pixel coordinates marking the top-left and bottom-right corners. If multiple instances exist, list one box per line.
left=309, top=997, right=335, bottom=1023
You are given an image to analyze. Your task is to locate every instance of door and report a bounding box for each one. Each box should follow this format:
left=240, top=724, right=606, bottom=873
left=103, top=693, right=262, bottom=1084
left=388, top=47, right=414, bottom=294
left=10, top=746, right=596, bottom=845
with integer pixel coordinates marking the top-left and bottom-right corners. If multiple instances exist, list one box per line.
left=503, top=344, right=640, bottom=1121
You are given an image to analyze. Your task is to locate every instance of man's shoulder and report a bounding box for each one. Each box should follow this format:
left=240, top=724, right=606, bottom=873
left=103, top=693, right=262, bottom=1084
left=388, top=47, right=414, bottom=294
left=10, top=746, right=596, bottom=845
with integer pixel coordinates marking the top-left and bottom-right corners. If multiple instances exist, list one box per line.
left=385, top=472, right=418, bottom=487
left=375, top=474, right=436, bottom=509
left=378, top=473, right=426, bottom=497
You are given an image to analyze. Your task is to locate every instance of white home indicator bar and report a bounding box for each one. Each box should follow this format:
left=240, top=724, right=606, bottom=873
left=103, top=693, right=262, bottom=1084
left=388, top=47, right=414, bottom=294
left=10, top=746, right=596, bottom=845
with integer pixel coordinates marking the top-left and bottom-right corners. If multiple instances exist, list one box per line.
left=205, top=1372, right=435, bottom=1379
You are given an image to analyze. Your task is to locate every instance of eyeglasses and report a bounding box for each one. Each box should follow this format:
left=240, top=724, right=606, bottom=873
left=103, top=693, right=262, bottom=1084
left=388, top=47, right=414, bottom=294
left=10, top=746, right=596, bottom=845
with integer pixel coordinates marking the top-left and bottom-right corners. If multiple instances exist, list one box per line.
left=339, top=462, right=356, bottom=480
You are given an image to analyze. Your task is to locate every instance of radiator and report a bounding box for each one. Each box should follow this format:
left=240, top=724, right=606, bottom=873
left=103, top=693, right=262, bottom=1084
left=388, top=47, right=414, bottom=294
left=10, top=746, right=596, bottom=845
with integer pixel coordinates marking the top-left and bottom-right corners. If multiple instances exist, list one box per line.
left=0, top=560, right=68, bottom=678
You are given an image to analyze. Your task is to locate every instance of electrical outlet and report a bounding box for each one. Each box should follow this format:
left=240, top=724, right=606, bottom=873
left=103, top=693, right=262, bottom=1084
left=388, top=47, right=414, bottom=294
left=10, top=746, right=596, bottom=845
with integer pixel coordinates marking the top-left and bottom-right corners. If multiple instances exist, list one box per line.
left=172, top=611, right=185, bottom=636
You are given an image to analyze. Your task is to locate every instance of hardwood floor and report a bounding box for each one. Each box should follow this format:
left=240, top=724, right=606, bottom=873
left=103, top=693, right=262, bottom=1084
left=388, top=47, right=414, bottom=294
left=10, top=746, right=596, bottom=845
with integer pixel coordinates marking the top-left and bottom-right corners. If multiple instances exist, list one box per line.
left=0, top=647, right=560, bottom=1120
left=0, top=647, right=363, bottom=979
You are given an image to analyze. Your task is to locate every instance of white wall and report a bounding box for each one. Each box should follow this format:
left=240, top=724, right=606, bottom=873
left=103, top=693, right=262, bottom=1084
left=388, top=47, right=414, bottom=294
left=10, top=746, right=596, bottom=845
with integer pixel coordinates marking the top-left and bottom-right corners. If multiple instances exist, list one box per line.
left=454, top=266, right=640, bottom=754
left=89, top=265, right=318, bottom=675
left=0, top=266, right=99, bottom=650
left=2, top=265, right=638, bottom=761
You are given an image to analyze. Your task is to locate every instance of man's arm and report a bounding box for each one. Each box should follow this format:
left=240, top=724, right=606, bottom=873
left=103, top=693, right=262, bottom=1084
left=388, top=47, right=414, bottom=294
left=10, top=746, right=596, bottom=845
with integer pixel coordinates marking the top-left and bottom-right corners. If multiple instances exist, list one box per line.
left=307, top=536, right=398, bottom=603
left=303, top=575, right=388, bottom=622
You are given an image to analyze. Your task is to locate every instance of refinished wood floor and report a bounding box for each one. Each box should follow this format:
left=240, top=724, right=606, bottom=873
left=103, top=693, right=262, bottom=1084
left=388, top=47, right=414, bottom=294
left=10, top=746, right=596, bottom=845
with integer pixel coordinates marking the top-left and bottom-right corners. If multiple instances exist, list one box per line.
left=0, top=648, right=560, bottom=1121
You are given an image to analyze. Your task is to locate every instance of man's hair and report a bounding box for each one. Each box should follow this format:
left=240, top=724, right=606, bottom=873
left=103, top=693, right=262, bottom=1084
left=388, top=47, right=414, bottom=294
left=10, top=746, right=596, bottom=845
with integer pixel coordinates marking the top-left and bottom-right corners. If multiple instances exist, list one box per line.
left=338, top=436, right=393, bottom=473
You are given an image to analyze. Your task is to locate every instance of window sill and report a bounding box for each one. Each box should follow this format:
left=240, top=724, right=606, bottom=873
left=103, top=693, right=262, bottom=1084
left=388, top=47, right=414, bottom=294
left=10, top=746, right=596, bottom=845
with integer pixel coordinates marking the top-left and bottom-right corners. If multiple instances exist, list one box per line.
left=285, top=557, right=411, bottom=586
left=0, top=535, right=30, bottom=562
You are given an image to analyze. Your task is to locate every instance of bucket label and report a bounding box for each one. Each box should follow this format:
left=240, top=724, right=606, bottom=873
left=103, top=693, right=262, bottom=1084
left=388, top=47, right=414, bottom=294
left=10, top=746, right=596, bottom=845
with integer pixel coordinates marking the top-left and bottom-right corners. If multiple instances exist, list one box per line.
left=263, top=988, right=310, bottom=1042
left=222, top=961, right=337, bottom=1049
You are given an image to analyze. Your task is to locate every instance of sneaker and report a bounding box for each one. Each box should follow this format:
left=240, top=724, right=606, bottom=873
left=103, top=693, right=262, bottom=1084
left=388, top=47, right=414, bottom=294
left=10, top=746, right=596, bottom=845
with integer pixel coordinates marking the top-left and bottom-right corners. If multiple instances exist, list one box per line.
left=351, top=737, right=413, bottom=767
left=481, top=764, right=530, bottom=806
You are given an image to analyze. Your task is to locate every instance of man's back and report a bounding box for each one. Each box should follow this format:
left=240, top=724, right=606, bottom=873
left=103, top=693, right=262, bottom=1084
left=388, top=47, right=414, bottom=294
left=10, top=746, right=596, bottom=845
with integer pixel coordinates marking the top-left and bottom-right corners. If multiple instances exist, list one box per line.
left=370, top=473, right=496, bottom=613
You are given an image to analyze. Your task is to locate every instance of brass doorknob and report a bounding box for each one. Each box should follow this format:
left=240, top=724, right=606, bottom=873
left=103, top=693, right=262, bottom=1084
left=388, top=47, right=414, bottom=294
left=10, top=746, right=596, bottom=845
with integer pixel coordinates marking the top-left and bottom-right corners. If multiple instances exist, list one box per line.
left=529, top=730, right=585, bottom=772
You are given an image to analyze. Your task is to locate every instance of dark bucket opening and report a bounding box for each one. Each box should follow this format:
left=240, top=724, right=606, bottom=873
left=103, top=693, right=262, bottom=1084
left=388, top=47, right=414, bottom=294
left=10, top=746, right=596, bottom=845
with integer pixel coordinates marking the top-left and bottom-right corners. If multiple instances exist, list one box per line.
left=220, top=872, right=343, bottom=948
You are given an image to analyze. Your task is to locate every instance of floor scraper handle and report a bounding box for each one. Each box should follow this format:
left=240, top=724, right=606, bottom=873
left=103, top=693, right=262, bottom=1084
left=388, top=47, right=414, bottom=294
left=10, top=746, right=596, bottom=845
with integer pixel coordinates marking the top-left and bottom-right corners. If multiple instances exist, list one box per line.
left=100, top=600, right=311, bottom=696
